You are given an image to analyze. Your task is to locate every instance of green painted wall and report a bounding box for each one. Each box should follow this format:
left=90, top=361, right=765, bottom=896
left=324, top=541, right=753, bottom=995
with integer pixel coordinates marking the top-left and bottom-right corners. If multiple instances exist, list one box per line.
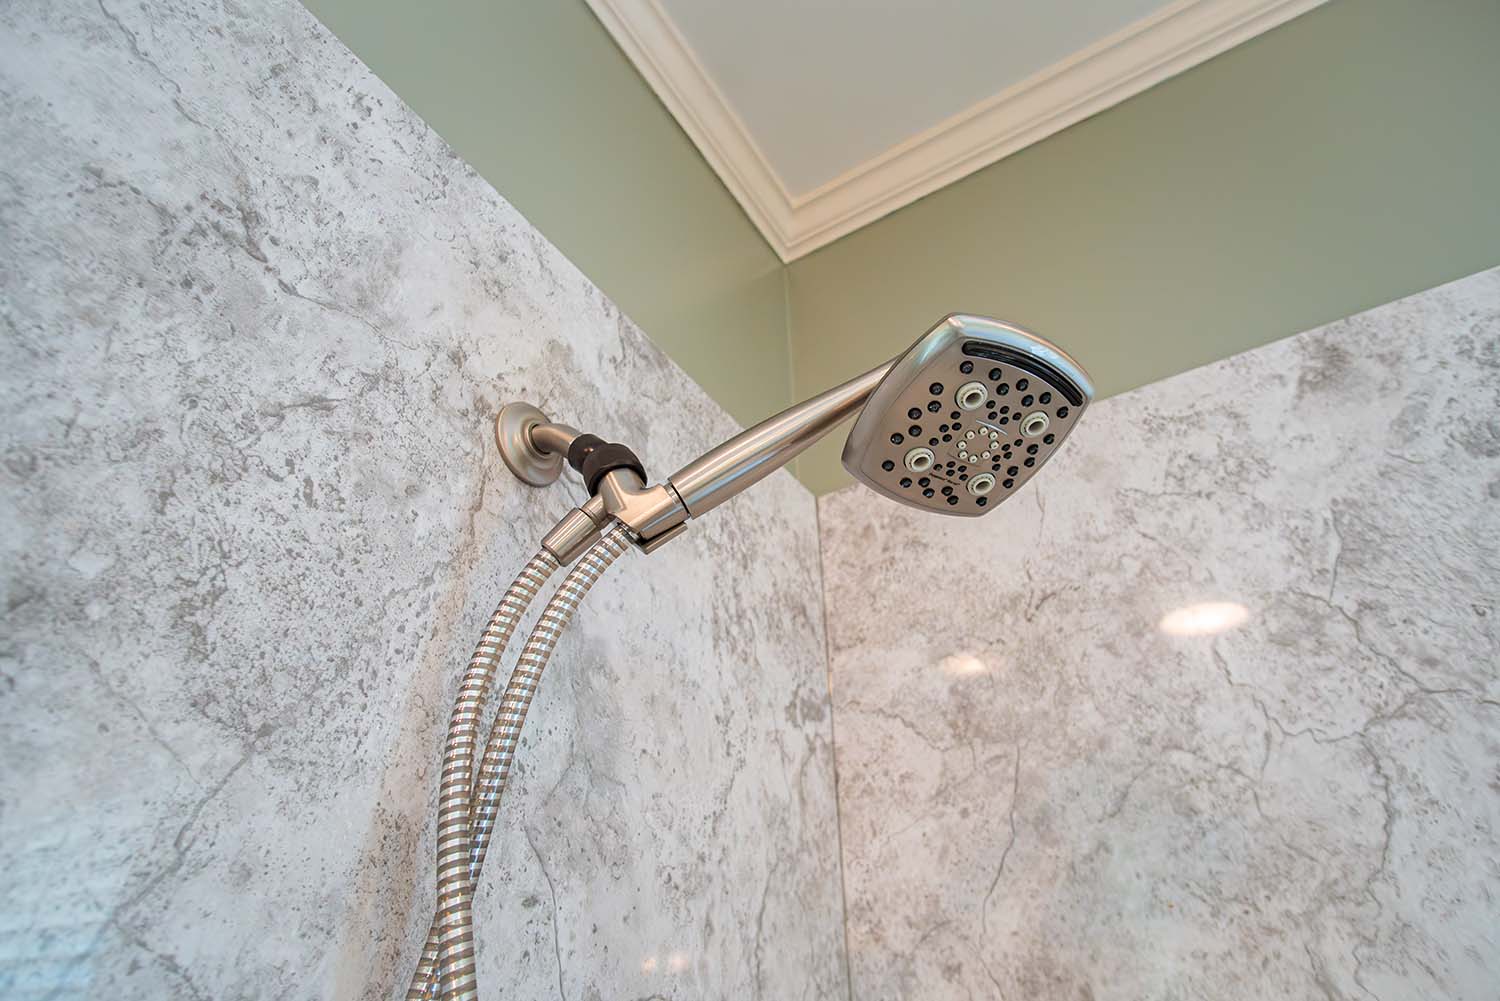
left=300, top=0, right=791, bottom=428
left=787, top=0, right=1500, bottom=494
left=304, top=0, right=1500, bottom=497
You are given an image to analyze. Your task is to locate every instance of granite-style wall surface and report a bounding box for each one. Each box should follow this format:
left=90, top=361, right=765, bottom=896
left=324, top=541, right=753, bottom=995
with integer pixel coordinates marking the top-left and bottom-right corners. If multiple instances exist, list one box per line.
left=0, top=1, right=847, bottom=998
left=819, top=268, right=1500, bottom=999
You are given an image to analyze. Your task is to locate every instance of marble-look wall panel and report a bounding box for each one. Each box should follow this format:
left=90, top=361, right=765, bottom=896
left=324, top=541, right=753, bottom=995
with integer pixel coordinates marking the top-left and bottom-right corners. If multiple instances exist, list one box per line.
left=819, top=269, right=1500, bottom=999
left=0, top=1, right=847, bottom=998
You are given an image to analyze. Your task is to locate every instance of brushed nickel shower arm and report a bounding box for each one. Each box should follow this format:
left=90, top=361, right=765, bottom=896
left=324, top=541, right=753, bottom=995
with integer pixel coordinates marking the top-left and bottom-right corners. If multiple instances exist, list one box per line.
left=526, top=420, right=580, bottom=457
left=498, top=359, right=895, bottom=559
left=668, top=361, right=892, bottom=517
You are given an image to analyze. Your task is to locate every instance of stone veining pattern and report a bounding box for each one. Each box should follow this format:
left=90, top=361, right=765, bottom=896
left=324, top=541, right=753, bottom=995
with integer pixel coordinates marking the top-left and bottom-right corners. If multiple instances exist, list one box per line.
left=819, top=268, right=1500, bottom=999
left=0, top=1, right=847, bottom=997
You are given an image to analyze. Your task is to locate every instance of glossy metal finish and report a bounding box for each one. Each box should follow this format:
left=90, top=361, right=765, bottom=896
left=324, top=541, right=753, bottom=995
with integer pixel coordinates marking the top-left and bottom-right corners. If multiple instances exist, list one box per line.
left=540, top=495, right=607, bottom=565
left=528, top=420, right=581, bottom=457
left=494, top=403, right=572, bottom=486
left=668, top=361, right=892, bottom=517
left=430, top=315, right=1091, bottom=1000
left=538, top=475, right=690, bottom=562
left=595, top=470, right=688, bottom=544
left=408, top=549, right=562, bottom=1000
left=408, top=523, right=633, bottom=1001
left=842, top=314, right=1094, bottom=517
left=495, top=314, right=1090, bottom=536
left=492, top=360, right=898, bottom=545
left=408, top=526, right=632, bottom=1000
left=466, top=522, right=633, bottom=906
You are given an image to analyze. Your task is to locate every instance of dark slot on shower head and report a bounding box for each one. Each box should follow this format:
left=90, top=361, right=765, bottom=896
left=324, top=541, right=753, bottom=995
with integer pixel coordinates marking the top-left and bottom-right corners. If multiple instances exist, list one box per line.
left=960, top=340, right=1086, bottom=407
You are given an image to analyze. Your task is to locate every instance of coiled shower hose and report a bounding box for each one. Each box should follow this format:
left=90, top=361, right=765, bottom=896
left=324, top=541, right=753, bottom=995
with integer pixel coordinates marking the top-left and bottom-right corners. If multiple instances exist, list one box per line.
left=408, top=521, right=635, bottom=1001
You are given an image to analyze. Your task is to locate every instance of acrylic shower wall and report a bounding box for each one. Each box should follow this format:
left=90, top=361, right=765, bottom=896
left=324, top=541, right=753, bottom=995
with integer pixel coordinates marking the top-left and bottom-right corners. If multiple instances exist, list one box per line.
left=818, top=267, right=1500, bottom=999
left=0, top=1, right=847, bottom=997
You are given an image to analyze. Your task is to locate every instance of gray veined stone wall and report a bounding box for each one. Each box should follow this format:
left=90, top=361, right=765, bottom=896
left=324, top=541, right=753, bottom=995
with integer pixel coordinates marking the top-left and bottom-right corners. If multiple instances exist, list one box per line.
left=5, top=1, right=1498, bottom=999
left=818, top=267, right=1500, bottom=1000
left=0, top=1, right=848, bottom=998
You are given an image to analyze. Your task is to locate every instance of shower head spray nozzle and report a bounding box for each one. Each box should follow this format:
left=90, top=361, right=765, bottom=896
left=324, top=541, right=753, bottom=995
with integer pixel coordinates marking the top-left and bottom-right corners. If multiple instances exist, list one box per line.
left=840, top=314, right=1093, bottom=516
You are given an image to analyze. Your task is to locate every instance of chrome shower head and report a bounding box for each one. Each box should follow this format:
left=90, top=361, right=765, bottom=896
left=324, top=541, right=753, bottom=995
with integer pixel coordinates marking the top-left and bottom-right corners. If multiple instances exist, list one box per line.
left=842, top=315, right=1093, bottom=516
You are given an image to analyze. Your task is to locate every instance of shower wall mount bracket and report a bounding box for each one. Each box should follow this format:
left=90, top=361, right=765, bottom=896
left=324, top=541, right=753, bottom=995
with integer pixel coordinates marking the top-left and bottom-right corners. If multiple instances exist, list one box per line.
left=494, top=402, right=566, bottom=486
left=494, top=401, right=691, bottom=562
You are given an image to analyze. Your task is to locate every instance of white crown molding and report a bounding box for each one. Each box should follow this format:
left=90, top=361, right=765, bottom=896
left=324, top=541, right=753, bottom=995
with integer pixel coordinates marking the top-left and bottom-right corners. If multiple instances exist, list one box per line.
left=587, top=0, right=1328, bottom=263
left=583, top=0, right=799, bottom=253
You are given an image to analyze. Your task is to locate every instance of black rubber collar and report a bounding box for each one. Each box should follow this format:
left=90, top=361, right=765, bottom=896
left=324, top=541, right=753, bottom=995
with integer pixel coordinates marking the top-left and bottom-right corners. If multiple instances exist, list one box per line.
left=566, top=434, right=646, bottom=493
left=580, top=442, right=646, bottom=493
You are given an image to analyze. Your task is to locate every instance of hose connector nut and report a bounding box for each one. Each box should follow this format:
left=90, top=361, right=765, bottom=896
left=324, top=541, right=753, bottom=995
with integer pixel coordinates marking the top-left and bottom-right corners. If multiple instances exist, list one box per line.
left=540, top=495, right=609, bottom=564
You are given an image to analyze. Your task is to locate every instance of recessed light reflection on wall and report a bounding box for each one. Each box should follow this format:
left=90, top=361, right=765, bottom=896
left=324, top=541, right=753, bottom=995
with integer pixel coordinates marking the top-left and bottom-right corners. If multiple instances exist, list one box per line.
left=1158, top=601, right=1250, bottom=636
left=640, top=952, right=691, bottom=975
left=939, top=652, right=988, bottom=677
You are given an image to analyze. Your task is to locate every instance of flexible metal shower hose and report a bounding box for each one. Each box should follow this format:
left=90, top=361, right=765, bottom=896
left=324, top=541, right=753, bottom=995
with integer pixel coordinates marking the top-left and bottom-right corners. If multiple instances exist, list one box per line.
left=408, top=522, right=635, bottom=1001
left=406, top=548, right=561, bottom=998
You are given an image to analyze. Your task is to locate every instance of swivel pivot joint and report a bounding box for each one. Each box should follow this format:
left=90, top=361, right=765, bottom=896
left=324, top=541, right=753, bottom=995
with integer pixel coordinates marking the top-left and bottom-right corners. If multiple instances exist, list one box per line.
left=496, top=403, right=691, bottom=561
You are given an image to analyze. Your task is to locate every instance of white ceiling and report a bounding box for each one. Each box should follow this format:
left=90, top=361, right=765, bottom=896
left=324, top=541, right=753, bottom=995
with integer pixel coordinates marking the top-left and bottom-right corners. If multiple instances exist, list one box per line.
left=656, top=0, right=1168, bottom=195
left=587, top=0, right=1326, bottom=259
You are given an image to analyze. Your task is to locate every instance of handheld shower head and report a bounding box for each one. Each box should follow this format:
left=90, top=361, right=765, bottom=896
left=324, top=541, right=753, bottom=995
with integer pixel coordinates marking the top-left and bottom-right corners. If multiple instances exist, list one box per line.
left=841, top=314, right=1093, bottom=515
left=499, top=313, right=1092, bottom=555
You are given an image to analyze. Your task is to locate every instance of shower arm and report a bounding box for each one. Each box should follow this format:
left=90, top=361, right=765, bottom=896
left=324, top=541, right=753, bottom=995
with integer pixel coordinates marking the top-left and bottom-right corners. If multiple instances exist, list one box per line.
left=498, top=358, right=895, bottom=561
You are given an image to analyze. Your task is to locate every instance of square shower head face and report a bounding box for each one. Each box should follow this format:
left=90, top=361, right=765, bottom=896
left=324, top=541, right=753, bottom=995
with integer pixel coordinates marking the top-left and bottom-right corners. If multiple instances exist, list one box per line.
left=841, top=314, right=1094, bottom=516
